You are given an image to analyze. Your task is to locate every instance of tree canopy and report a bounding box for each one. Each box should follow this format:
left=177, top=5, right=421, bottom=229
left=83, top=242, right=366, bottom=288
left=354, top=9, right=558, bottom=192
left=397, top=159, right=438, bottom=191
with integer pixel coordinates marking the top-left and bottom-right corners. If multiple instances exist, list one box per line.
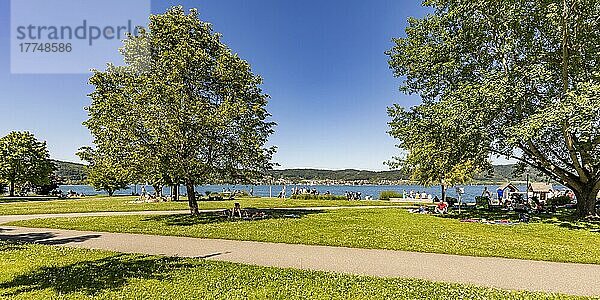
left=84, top=7, right=275, bottom=213
left=77, top=147, right=130, bottom=197
left=387, top=100, right=491, bottom=201
left=0, top=131, right=55, bottom=197
left=387, top=0, right=600, bottom=217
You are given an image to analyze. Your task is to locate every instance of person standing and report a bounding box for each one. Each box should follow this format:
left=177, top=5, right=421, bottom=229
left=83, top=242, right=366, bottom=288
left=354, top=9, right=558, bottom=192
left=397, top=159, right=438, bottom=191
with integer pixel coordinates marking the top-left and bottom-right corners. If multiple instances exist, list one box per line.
left=482, top=187, right=492, bottom=198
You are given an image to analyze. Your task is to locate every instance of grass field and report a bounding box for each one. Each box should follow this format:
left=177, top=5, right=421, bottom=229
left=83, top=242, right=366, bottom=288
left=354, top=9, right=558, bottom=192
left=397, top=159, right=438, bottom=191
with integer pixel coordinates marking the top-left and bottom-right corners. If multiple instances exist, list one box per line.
left=12, top=208, right=600, bottom=264
left=0, top=241, right=586, bottom=299
left=0, top=196, right=398, bottom=215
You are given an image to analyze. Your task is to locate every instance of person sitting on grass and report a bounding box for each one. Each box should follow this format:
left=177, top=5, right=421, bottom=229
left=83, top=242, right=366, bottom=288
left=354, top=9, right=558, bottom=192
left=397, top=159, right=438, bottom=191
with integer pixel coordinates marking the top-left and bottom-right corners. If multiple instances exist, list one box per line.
left=435, top=201, right=448, bottom=214
left=232, top=202, right=242, bottom=218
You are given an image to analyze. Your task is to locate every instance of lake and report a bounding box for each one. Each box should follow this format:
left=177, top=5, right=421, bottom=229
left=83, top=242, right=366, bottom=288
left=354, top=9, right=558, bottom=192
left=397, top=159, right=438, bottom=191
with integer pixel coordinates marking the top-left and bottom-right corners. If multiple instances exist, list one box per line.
left=58, top=184, right=527, bottom=202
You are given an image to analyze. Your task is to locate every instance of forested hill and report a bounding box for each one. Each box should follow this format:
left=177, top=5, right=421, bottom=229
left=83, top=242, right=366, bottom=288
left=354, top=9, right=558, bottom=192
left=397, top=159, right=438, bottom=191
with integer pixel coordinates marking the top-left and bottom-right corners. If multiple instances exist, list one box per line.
left=52, top=160, right=549, bottom=184
left=268, top=169, right=406, bottom=182
left=51, top=160, right=87, bottom=184
left=270, top=165, right=548, bottom=183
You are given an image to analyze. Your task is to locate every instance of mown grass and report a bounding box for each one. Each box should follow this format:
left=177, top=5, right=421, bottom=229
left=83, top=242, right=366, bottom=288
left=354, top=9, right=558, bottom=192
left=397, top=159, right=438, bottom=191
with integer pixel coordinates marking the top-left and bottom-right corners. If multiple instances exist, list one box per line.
left=0, top=241, right=588, bottom=299
left=12, top=208, right=600, bottom=264
left=0, top=196, right=397, bottom=215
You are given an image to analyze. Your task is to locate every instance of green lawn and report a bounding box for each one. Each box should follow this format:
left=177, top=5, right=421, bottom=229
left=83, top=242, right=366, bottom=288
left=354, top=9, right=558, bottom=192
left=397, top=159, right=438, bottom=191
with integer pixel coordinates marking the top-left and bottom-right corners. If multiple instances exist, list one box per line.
left=0, top=241, right=586, bottom=299
left=0, top=196, right=397, bottom=215
left=12, top=208, right=600, bottom=264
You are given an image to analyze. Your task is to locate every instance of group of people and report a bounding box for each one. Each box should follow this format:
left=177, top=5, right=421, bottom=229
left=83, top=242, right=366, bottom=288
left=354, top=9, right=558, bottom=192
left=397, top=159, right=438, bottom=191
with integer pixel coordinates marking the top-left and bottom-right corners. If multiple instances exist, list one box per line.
left=345, top=191, right=363, bottom=200
left=411, top=200, right=449, bottom=215
left=278, top=187, right=371, bottom=200
left=404, top=190, right=433, bottom=201
left=291, top=187, right=319, bottom=196
left=136, top=187, right=165, bottom=202
left=63, top=189, right=86, bottom=198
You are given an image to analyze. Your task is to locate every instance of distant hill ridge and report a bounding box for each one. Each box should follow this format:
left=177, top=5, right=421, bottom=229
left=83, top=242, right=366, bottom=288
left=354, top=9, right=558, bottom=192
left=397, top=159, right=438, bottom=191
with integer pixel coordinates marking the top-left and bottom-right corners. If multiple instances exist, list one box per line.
left=52, top=160, right=550, bottom=184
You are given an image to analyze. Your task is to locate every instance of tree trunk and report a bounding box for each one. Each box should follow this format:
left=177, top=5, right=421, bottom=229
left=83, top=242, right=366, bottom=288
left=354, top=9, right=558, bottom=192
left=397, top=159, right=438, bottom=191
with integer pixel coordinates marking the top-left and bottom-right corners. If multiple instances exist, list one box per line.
left=172, top=185, right=179, bottom=201
left=186, top=181, right=199, bottom=215
left=108, top=190, right=114, bottom=197
left=574, top=185, right=599, bottom=218
left=441, top=184, right=447, bottom=203
left=9, top=181, right=15, bottom=197
left=153, top=185, right=162, bottom=198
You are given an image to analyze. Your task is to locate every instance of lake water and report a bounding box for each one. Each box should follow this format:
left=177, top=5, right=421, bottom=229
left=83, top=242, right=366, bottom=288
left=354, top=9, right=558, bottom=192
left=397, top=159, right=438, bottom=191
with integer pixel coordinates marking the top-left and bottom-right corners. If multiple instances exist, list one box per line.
left=58, top=184, right=528, bottom=202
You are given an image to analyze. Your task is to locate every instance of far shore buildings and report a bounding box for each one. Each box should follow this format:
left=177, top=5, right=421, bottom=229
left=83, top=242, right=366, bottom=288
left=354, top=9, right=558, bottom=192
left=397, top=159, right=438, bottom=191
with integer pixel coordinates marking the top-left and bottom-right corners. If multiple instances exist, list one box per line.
left=496, top=183, right=520, bottom=202
left=528, top=182, right=554, bottom=202
left=497, top=182, right=556, bottom=202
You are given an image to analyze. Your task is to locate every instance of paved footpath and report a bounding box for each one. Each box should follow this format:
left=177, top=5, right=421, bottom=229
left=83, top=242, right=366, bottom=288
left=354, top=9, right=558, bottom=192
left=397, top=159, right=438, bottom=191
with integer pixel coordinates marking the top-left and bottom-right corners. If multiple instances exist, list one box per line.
left=1, top=210, right=600, bottom=297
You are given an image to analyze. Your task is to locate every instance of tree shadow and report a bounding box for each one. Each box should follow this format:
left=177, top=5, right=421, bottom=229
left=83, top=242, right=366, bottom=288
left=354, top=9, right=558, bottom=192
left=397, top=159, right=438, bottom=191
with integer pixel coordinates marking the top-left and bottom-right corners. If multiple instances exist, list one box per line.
left=0, top=197, right=61, bottom=204
left=0, top=249, right=195, bottom=297
left=437, top=208, right=600, bottom=232
left=0, top=240, right=27, bottom=252
left=144, top=209, right=324, bottom=226
left=0, top=232, right=101, bottom=246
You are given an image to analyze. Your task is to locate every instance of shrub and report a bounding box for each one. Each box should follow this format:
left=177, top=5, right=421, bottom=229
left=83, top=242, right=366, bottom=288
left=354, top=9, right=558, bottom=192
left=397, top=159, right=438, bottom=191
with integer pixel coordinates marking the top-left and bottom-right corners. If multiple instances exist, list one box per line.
left=379, top=191, right=403, bottom=200
left=475, top=196, right=489, bottom=209
left=290, top=194, right=347, bottom=200
left=204, top=193, right=223, bottom=201
left=446, top=197, right=458, bottom=206
left=548, top=195, right=572, bottom=206
left=0, top=182, right=5, bottom=195
left=234, top=190, right=251, bottom=197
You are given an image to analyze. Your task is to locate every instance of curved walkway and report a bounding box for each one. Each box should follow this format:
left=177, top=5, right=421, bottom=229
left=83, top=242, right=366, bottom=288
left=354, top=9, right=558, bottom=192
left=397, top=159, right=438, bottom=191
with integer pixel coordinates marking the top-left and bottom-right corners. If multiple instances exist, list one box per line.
left=1, top=210, right=600, bottom=297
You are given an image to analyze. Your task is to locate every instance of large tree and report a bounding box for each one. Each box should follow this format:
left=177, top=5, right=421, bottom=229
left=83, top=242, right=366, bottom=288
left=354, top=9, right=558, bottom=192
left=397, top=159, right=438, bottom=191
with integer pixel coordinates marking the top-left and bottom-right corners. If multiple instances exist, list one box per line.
left=387, top=0, right=600, bottom=218
left=387, top=100, right=491, bottom=202
left=0, top=131, right=55, bottom=197
left=85, top=7, right=275, bottom=214
left=77, top=147, right=130, bottom=197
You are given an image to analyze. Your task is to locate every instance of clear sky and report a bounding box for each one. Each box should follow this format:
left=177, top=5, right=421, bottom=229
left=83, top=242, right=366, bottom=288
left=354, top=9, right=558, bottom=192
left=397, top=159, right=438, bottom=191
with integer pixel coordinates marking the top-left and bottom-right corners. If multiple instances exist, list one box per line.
left=0, top=0, right=429, bottom=171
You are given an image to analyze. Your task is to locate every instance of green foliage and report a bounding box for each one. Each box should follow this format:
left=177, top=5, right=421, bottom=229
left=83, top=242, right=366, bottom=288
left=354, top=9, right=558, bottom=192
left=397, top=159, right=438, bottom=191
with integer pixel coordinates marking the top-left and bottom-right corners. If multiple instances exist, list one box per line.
left=475, top=196, right=490, bottom=209
left=84, top=7, right=275, bottom=213
left=379, top=190, right=403, bottom=200
left=387, top=0, right=600, bottom=217
left=77, top=147, right=130, bottom=196
left=16, top=208, right=600, bottom=265
left=548, top=196, right=573, bottom=207
left=290, top=194, right=347, bottom=200
left=34, top=175, right=60, bottom=196
left=0, top=131, right=55, bottom=197
left=387, top=101, right=490, bottom=190
left=0, top=241, right=579, bottom=299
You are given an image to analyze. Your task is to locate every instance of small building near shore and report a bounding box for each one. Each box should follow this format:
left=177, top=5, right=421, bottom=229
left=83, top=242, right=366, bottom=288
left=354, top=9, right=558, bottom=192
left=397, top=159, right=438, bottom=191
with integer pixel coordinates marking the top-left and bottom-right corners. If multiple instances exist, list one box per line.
left=528, top=182, right=554, bottom=202
left=497, top=183, right=519, bottom=202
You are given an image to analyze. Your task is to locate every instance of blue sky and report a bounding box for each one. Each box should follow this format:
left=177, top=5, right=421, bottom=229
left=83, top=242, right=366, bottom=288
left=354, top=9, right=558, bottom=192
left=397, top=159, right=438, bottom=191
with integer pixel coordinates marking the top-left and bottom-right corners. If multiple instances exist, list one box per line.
left=0, top=0, right=429, bottom=170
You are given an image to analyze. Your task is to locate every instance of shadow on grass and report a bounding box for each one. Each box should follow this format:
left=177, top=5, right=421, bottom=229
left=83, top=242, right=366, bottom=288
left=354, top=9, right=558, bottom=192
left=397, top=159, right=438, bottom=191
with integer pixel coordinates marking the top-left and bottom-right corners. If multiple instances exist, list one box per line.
left=0, top=248, right=193, bottom=297
left=0, top=232, right=101, bottom=246
left=144, top=209, right=324, bottom=226
left=437, top=208, right=600, bottom=231
left=0, top=240, right=28, bottom=252
left=0, top=197, right=61, bottom=204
